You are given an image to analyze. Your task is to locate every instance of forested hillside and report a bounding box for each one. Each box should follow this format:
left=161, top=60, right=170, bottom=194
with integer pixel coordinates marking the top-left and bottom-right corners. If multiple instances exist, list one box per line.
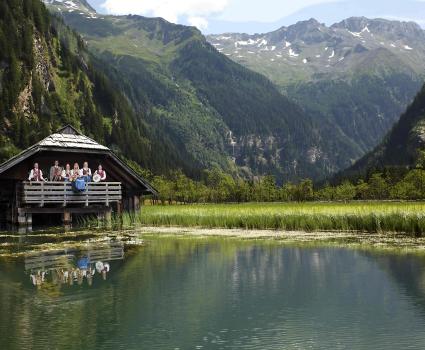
left=343, top=83, right=425, bottom=176
left=44, top=1, right=367, bottom=182
left=208, top=17, right=425, bottom=166
left=0, top=0, right=204, bottom=176
left=6, top=0, right=424, bottom=185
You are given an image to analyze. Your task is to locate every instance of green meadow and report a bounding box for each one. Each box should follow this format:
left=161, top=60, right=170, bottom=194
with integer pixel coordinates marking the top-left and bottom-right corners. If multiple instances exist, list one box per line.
left=125, top=202, right=425, bottom=235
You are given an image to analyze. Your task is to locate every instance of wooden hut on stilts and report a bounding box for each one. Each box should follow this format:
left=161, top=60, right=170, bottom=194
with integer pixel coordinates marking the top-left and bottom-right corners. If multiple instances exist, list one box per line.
left=0, top=125, right=157, bottom=228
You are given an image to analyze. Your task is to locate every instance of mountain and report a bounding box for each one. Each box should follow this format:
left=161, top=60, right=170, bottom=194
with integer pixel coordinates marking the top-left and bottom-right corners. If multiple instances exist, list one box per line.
left=0, top=0, right=200, bottom=175
left=43, top=0, right=360, bottom=182
left=204, top=0, right=425, bottom=35
left=44, top=0, right=96, bottom=13
left=208, top=17, right=425, bottom=166
left=343, top=83, right=425, bottom=176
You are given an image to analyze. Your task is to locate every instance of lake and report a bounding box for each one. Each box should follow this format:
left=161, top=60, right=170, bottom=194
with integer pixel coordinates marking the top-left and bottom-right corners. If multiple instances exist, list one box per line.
left=1, top=232, right=425, bottom=349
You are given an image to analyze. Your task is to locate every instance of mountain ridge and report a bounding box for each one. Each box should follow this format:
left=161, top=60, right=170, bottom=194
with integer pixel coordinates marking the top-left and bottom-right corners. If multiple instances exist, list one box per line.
left=45, top=0, right=344, bottom=182
left=41, top=1, right=425, bottom=181
left=208, top=16, right=425, bottom=170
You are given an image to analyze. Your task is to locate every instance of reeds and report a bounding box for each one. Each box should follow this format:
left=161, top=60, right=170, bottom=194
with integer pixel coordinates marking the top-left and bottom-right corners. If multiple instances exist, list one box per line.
left=127, top=202, right=425, bottom=235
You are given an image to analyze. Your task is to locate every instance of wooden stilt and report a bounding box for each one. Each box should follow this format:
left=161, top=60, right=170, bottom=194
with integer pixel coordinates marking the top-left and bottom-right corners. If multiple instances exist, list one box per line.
left=18, top=212, right=27, bottom=226
left=26, top=213, right=32, bottom=226
left=133, top=195, right=140, bottom=212
left=105, top=209, right=112, bottom=227
left=63, top=211, right=72, bottom=224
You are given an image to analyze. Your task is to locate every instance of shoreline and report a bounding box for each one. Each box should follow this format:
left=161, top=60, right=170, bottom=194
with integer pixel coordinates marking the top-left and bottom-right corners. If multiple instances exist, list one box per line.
left=3, top=225, right=425, bottom=257
left=136, top=226, right=425, bottom=252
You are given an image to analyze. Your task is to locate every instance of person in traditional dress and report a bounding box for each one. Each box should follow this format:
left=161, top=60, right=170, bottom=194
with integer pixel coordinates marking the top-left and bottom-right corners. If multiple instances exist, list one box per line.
left=93, top=164, right=107, bottom=182
left=49, top=160, right=63, bottom=181
left=28, top=163, right=46, bottom=181
left=80, top=161, right=92, bottom=182
left=61, top=163, right=72, bottom=181
left=70, top=163, right=80, bottom=181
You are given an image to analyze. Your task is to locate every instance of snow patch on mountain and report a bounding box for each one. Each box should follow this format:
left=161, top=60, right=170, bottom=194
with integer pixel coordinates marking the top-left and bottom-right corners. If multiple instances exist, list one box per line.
left=289, top=48, right=299, bottom=57
left=348, top=30, right=362, bottom=38
left=257, top=39, right=268, bottom=47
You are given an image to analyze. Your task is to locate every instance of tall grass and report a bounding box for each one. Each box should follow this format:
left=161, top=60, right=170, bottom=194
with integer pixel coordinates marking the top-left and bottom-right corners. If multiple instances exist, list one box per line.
left=125, top=202, right=425, bottom=236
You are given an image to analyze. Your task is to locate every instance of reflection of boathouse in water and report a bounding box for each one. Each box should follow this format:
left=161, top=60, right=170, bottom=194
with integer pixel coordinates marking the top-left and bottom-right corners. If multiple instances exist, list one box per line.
left=25, top=242, right=125, bottom=287
left=0, top=125, right=157, bottom=227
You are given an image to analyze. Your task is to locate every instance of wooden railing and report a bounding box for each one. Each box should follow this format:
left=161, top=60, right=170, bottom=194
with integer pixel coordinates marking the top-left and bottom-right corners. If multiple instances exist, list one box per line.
left=21, top=181, right=122, bottom=207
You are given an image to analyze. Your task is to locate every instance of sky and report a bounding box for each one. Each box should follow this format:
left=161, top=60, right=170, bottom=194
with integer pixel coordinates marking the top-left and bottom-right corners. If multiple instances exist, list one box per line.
left=87, top=0, right=425, bottom=33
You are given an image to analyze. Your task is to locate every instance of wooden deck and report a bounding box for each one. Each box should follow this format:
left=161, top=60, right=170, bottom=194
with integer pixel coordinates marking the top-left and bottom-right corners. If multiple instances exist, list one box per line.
left=20, top=181, right=122, bottom=207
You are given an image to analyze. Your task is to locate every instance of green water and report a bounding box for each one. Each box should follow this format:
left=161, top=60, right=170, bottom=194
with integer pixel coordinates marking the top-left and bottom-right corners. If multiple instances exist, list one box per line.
left=1, top=233, right=425, bottom=349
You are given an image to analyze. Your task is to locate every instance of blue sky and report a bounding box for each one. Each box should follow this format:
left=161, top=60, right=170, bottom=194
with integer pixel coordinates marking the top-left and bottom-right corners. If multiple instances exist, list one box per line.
left=87, top=0, right=425, bottom=33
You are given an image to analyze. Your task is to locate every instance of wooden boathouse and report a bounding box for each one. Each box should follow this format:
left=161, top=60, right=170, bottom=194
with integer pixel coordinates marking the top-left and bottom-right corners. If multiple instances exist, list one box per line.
left=0, top=125, right=157, bottom=226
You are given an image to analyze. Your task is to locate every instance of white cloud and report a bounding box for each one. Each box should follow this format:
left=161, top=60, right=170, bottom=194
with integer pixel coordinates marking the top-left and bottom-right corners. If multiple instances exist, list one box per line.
left=217, top=0, right=339, bottom=22
left=101, top=0, right=229, bottom=28
left=378, top=15, right=425, bottom=26
left=188, top=16, right=209, bottom=30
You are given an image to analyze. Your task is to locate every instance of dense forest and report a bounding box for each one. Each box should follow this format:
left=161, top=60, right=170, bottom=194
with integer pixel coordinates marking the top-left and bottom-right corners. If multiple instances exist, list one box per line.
left=50, top=6, right=363, bottom=182
left=340, top=82, right=425, bottom=180
left=131, top=151, right=425, bottom=203
left=0, top=0, right=200, bottom=175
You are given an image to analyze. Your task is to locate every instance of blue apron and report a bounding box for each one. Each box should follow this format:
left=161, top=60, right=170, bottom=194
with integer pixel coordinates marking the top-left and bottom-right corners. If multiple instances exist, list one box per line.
left=72, top=178, right=86, bottom=192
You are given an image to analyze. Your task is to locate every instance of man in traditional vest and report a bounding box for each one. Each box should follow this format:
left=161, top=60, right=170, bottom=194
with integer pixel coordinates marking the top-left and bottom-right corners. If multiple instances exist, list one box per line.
left=49, top=160, right=63, bottom=181
left=28, top=163, right=46, bottom=181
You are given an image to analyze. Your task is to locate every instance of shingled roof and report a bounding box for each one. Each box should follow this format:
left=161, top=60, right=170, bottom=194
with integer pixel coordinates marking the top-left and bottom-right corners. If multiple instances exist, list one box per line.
left=37, top=125, right=109, bottom=151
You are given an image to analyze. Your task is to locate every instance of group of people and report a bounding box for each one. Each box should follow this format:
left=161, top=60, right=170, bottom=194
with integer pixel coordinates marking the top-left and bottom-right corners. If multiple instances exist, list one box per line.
left=29, top=260, right=111, bottom=288
left=28, top=160, right=107, bottom=183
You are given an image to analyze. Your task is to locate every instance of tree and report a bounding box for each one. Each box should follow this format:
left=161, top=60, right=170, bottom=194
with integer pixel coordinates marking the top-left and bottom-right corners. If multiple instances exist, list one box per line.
left=152, top=175, right=174, bottom=204
left=204, top=168, right=236, bottom=203
left=390, top=169, right=425, bottom=200
left=334, top=181, right=356, bottom=201
left=315, top=184, right=334, bottom=201
left=260, top=175, right=278, bottom=202
left=280, top=182, right=296, bottom=201
left=355, top=179, right=369, bottom=200
left=367, top=173, right=389, bottom=200
left=293, top=179, right=313, bottom=202
left=233, top=179, right=251, bottom=203
left=416, top=150, right=425, bottom=169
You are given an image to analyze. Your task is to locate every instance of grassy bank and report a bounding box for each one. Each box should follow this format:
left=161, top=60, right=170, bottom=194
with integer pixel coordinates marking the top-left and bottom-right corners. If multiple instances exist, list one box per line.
left=126, top=202, right=425, bottom=235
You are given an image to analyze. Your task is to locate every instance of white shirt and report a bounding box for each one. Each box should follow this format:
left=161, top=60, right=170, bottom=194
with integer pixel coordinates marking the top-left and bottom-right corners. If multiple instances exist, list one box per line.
left=62, top=169, right=72, bottom=179
left=28, top=169, right=45, bottom=181
left=79, top=168, right=92, bottom=176
left=94, top=170, right=107, bottom=181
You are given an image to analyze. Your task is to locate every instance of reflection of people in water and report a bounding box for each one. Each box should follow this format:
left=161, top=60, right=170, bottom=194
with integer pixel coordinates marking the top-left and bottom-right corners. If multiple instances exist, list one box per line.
left=102, top=263, right=110, bottom=280
left=30, top=271, right=46, bottom=287
left=25, top=247, right=116, bottom=288
left=87, top=272, right=93, bottom=286
left=29, top=264, right=112, bottom=287
left=96, top=261, right=110, bottom=280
